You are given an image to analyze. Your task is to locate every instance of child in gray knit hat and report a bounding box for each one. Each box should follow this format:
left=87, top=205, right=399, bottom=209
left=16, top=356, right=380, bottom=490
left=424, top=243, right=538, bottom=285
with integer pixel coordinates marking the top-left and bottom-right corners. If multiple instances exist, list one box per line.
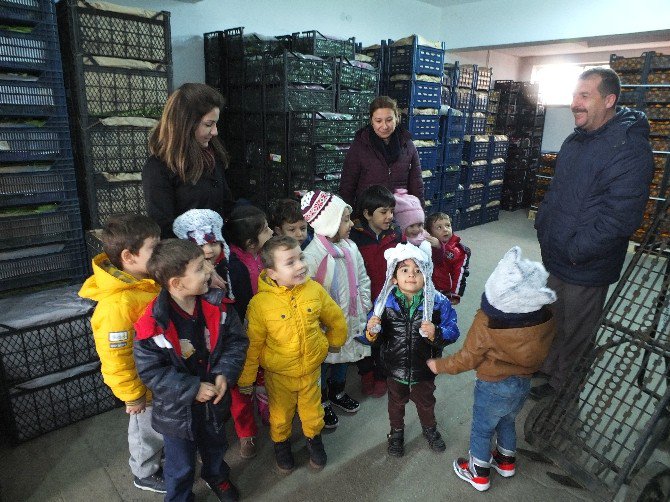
left=427, top=246, right=557, bottom=492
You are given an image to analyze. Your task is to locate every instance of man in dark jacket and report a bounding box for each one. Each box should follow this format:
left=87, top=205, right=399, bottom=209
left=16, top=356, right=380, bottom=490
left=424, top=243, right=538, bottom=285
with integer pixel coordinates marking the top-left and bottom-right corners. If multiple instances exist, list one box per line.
left=531, top=68, right=653, bottom=399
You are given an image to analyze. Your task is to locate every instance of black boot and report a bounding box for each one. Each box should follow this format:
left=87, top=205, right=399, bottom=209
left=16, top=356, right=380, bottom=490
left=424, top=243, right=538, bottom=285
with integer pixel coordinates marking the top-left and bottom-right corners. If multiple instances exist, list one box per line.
left=328, top=379, right=360, bottom=413
left=422, top=425, right=446, bottom=452
left=274, top=440, right=294, bottom=473
left=387, top=428, right=404, bottom=457
left=322, top=401, right=339, bottom=429
left=306, top=434, right=327, bottom=470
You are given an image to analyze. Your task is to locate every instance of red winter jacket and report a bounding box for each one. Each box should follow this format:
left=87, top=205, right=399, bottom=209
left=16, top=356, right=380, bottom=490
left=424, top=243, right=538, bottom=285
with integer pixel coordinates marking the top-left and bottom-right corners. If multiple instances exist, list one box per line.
left=339, top=125, right=423, bottom=208
left=350, top=220, right=403, bottom=299
left=432, top=234, right=471, bottom=301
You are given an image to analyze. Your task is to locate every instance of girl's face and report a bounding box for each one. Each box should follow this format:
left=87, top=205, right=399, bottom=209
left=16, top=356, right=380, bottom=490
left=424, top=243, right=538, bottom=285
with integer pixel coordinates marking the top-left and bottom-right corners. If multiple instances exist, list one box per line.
left=252, top=219, right=274, bottom=251
left=371, top=108, right=398, bottom=140
left=201, top=242, right=223, bottom=263
left=195, top=107, right=219, bottom=148
left=405, top=222, right=424, bottom=239
left=331, top=208, right=354, bottom=242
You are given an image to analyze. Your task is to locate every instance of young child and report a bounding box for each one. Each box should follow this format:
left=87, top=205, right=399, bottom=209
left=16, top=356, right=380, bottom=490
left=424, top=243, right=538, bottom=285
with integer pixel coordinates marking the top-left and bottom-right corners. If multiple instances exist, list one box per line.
left=393, top=189, right=434, bottom=246
left=225, top=204, right=275, bottom=432
left=350, top=184, right=403, bottom=397
left=426, top=212, right=471, bottom=306
left=78, top=214, right=165, bottom=494
left=300, top=190, right=372, bottom=429
left=172, top=208, right=259, bottom=459
left=133, top=239, right=249, bottom=502
left=238, top=235, right=347, bottom=473
left=270, top=198, right=312, bottom=249
left=427, top=247, right=556, bottom=492
left=366, top=242, right=459, bottom=458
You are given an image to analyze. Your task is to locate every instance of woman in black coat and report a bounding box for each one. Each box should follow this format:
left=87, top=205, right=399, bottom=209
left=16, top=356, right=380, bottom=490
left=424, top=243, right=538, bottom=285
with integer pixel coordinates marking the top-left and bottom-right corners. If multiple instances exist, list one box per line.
left=142, top=83, right=234, bottom=238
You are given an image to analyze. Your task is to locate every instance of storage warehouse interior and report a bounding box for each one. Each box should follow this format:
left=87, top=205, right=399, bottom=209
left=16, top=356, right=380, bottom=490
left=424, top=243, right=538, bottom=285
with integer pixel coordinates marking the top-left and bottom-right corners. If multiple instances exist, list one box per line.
left=0, top=0, right=668, bottom=501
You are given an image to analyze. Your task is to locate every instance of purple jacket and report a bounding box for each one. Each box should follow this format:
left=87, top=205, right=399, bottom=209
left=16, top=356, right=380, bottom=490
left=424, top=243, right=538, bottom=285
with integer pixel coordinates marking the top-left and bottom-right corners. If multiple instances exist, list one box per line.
left=339, top=125, right=424, bottom=208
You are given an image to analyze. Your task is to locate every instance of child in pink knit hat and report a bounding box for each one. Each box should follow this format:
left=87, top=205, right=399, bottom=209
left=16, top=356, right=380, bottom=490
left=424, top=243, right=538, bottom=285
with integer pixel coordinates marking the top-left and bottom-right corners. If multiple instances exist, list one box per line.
left=393, top=189, right=438, bottom=247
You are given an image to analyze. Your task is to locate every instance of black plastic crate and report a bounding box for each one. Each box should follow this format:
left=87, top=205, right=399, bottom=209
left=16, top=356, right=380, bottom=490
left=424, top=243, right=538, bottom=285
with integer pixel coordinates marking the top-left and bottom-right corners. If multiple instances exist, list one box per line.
left=65, top=59, right=171, bottom=118
left=0, top=238, right=87, bottom=292
left=0, top=159, right=78, bottom=207
left=291, top=111, right=361, bottom=143
left=292, top=30, right=355, bottom=60
left=0, top=18, right=62, bottom=72
left=289, top=143, right=349, bottom=176
left=389, top=39, right=445, bottom=77
left=0, top=117, right=71, bottom=162
left=336, top=89, right=375, bottom=114
left=1, top=365, right=120, bottom=443
left=57, top=0, right=171, bottom=64
left=0, top=70, right=67, bottom=116
left=203, top=30, right=225, bottom=92
left=0, top=200, right=83, bottom=251
left=263, top=51, right=336, bottom=86
left=402, top=113, right=439, bottom=140
left=224, top=27, right=288, bottom=60
left=78, top=119, right=153, bottom=175
left=388, top=79, right=441, bottom=109
left=87, top=179, right=146, bottom=229
left=84, top=228, right=103, bottom=262
left=494, top=80, right=521, bottom=93
left=265, top=85, right=335, bottom=113
left=0, top=307, right=97, bottom=386
left=337, top=58, right=378, bottom=91
left=500, top=188, right=524, bottom=211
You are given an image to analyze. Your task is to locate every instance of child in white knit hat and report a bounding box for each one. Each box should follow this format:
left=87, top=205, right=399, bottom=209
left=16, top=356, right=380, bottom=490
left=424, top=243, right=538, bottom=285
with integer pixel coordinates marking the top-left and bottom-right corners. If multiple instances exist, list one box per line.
left=427, top=246, right=557, bottom=492
left=300, top=190, right=372, bottom=430
left=366, top=241, right=459, bottom=458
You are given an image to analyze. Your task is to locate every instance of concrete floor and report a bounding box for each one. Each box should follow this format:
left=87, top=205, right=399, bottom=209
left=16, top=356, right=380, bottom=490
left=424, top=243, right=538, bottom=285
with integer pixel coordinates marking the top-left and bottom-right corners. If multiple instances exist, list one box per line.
left=0, top=210, right=597, bottom=502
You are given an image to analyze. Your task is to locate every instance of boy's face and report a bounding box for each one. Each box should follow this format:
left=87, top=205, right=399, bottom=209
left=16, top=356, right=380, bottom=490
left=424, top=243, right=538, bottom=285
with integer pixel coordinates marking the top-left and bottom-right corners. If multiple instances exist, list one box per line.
left=174, top=255, right=213, bottom=297
left=364, top=206, right=394, bottom=235
left=331, top=208, right=354, bottom=242
left=266, top=245, right=308, bottom=288
left=430, top=218, right=453, bottom=243
left=276, top=219, right=308, bottom=245
left=393, top=259, right=425, bottom=296
left=405, top=222, right=424, bottom=239
left=201, top=242, right=223, bottom=263
left=123, top=236, right=160, bottom=280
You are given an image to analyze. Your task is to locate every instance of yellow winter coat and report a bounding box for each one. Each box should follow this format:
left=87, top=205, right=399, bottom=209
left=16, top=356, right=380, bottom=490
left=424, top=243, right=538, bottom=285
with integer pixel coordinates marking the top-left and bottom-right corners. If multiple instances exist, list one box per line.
left=78, top=253, right=160, bottom=404
left=239, top=272, right=347, bottom=387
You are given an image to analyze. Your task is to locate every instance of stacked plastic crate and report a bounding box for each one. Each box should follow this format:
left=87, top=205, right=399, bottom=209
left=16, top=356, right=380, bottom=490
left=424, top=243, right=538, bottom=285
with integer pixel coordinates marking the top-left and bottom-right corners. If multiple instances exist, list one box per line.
left=610, top=51, right=670, bottom=242
left=530, top=152, right=557, bottom=216
left=386, top=36, right=445, bottom=212
left=57, top=0, right=172, bottom=236
left=0, top=0, right=88, bottom=294
left=486, top=89, right=500, bottom=134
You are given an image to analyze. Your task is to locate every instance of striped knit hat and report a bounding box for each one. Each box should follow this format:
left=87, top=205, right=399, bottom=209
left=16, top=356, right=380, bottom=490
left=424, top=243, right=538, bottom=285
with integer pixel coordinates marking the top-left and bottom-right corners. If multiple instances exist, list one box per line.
left=300, top=190, right=352, bottom=238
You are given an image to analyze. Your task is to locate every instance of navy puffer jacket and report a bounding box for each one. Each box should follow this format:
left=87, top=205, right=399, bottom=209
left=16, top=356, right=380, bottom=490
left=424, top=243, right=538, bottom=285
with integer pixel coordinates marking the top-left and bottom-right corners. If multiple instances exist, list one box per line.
left=535, top=107, right=653, bottom=286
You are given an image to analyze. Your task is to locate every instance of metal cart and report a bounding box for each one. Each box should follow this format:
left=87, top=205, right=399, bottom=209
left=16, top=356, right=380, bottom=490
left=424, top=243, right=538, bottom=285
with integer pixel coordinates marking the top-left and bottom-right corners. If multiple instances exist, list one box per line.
left=525, top=200, right=670, bottom=501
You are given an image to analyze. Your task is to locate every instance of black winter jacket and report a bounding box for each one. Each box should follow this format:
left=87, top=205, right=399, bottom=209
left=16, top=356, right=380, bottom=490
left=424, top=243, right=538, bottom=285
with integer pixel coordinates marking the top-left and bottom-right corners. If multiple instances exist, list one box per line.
left=133, top=289, right=249, bottom=440
left=535, top=107, right=653, bottom=286
left=142, top=155, right=235, bottom=239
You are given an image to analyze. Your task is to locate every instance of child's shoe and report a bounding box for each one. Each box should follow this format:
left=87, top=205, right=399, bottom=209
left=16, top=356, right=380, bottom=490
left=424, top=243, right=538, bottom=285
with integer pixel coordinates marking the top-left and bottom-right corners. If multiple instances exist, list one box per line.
left=422, top=425, right=446, bottom=452
left=239, top=436, right=257, bottom=459
left=361, top=371, right=375, bottom=396
left=328, top=379, right=360, bottom=413
left=206, top=479, right=240, bottom=502
left=306, top=434, right=327, bottom=470
left=387, top=428, right=404, bottom=457
left=274, top=440, right=295, bottom=473
left=453, top=456, right=491, bottom=491
left=133, top=469, right=166, bottom=493
left=372, top=378, right=387, bottom=398
left=491, top=447, right=516, bottom=477
left=322, top=402, right=339, bottom=429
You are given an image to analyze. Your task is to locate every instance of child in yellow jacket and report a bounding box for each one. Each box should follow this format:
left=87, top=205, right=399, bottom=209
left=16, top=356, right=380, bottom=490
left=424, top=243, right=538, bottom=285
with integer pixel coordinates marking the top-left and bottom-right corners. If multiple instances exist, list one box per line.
left=237, top=235, right=347, bottom=473
left=78, top=214, right=164, bottom=494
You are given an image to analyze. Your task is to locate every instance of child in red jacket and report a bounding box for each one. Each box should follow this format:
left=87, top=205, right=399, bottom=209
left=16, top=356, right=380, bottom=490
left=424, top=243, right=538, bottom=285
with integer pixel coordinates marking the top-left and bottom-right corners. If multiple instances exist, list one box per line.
left=426, top=212, right=470, bottom=305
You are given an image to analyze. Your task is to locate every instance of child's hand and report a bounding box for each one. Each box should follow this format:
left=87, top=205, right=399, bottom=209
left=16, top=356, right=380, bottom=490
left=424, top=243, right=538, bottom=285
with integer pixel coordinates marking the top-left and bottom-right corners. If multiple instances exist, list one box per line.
left=209, top=270, right=227, bottom=292
left=426, top=358, right=439, bottom=374
left=213, top=375, right=228, bottom=404
left=125, top=396, right=146, bottom=415
left=420, top=321, right=436, bottom=341
left=195, top=382, right=217, bottom=403
left=448, top=294, right=461, bottom=306
left=426, top=235, right=440, bottom=248
left=366, top=316, right=381, bottom=342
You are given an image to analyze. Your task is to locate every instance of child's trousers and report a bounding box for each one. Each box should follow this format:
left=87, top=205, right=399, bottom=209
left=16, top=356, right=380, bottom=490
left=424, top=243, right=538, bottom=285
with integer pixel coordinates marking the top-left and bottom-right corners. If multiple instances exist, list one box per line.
left=230, top=385, right=257, bottom=438
left=264, top=368, right=324, bottom=442
left=163, top=403, right=230, bottom=502
left=127, top=405, right=163, bottom=479
left=387, top=378, right=436, bottom=430
left=470, top=376, right=530, bottom=464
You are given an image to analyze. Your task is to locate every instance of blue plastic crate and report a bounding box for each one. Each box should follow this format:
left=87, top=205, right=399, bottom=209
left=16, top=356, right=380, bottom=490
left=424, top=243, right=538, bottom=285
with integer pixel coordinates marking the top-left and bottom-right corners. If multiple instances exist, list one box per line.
left=487, top=161, right=505, bottom=181
left=0, top=158, right=78, bottom=208
left=388, top=79, right=441, bottom=109
left=454, top=189, right=464, bottom=208
left=443, top=138, right=463, bottom=165
left=0, top=118, right=71, bottom=163
left=450, top=87, right=471, bottom=110
left=441, top=169, right=460, bottom=193
left=452, top=209, right=463, bottom=230
left=462, top=208, right=482, bottom=229
left=389, top=40, right=445, bottom=76
left=471, top=91, right=488, bottom=112
left=422, top=175, right=441, bottom=200
left=462, top=136, right=489, bottom=162
left=462, top=186, right=484, bottom=207
left=441, top=85, right=451, bottom=107
left=488, top=135, right=509, bottom=160
left=465, top=113, right=487, bottom=135
left=443, top=108, right=465, bottom=139
left=416, top=145, right=439, bottom=169
left=0, top=0, right=52, bottom=25
left=439, top=194, right=457, bottom=215
left=443, top=63, right=458, bottom=88
left=0, top=19, right=61, bottom=73
left=484, top=183, right=503, bottom=202
left=481, top=204, right=500, bottom=224
left=460, top=163, right=486, bottom=187
left=403, top=113, right=439, bottom=140
left=0, top=71, right=67, bottom=117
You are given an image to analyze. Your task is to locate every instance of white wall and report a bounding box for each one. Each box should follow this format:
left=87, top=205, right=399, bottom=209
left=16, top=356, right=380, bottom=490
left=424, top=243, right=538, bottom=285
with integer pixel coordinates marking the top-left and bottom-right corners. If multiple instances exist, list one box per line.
left=109, top=0, right=443, bottom=87
left=441, top=0, right=670, bottom=50
left=446, top=49, right=522, bottom=81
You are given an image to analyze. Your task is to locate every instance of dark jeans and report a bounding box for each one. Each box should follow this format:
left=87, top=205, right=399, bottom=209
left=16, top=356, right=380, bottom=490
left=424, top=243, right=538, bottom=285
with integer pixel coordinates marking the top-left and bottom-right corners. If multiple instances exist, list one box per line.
left=163, top=404, right=230, bottom=502
left=387, top=378, right=436, bottom=430
left=356, top=346, right=386, bottom=380
left=470, top=376, right=530, bottom=463
left=540, top=274, right=608, bottom=389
